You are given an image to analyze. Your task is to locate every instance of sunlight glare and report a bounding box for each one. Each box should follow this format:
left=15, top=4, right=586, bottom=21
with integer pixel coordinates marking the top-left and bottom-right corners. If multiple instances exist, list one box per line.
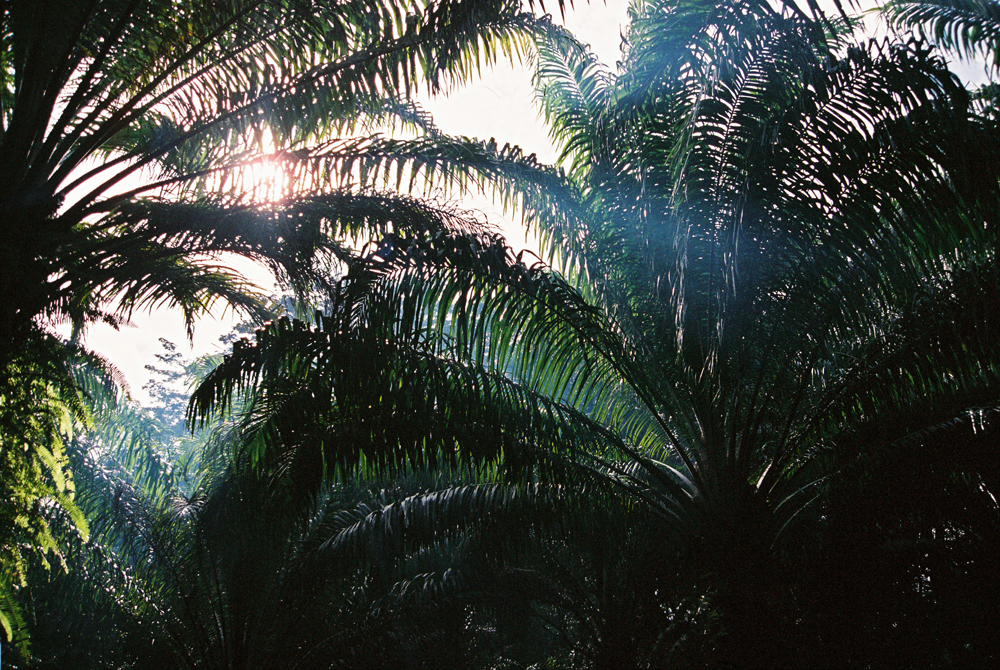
left=240, top=154, right=292, bottom=204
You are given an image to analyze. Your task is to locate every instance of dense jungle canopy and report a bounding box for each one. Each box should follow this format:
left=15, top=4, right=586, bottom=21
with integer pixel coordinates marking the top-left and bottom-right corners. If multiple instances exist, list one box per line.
left=0, top=0, right=998, bottom=668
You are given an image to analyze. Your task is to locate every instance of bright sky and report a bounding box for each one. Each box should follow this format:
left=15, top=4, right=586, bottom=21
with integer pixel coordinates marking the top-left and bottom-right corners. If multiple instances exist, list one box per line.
left=85, top=0, right=632, bottom=405
left=85, top=0, right=991, bottom=405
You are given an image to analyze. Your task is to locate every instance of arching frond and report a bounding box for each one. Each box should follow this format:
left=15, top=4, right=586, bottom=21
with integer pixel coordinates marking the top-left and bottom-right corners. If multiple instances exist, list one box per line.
left=885, top=0, right=1000, bottom=71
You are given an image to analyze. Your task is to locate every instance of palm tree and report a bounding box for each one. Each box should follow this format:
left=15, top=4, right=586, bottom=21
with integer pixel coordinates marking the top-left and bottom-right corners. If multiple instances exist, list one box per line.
left=0, top=0, right=547, bottom=347
left=190, top=0, right=1000, bottom=665
left=533, top=4, right=999, bottom=662
left=18, top=388, right=579, bottom=670
left=0, top=0, right=560, bottom=652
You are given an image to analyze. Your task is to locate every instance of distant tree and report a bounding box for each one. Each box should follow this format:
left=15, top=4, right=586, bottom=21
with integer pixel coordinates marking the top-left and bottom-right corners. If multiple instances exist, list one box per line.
left=142, top=339, right=192, bottom=431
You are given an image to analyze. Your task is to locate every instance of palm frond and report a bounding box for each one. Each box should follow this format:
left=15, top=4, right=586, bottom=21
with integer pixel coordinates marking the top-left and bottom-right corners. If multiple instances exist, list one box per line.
left=885, top=0, right=1000, bottom=71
